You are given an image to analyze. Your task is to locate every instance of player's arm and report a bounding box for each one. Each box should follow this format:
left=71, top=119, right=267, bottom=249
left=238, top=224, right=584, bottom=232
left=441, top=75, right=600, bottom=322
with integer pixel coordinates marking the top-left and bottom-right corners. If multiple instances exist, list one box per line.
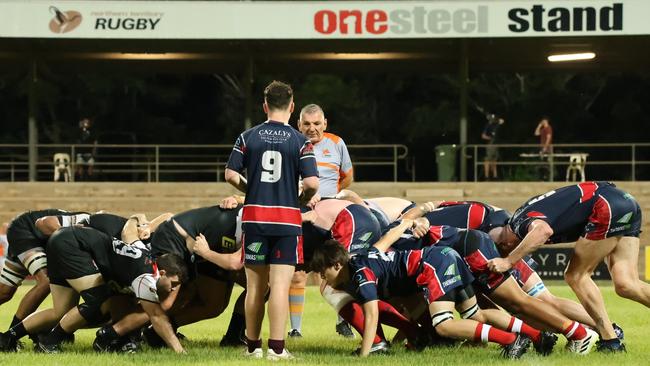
left=140, top=300, right=185, bottom=353
left=373, top=219, right=413, bottom=252
left=400, top=201, right=438, bottom=220
left=359, top=300, right=379, bottom=357
left=225, top=169, right=248, bottom=193
left=488, top=219, right=553, bottom=272
left=122, top=214, right=148, bottom=244
left=220, top=195, right=245, bottom=209
left=335, top=189, right=365, bottom=205
left=149, top=213, right=173, bottom=233
left=191, top=233, right=244, bottom=271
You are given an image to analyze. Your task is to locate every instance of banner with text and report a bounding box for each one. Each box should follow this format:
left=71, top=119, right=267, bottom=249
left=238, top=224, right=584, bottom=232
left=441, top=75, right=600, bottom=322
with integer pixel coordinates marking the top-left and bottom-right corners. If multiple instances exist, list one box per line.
left=0, top=1, right=648, bottom=40
left=532, top=248, right=610, bottom=280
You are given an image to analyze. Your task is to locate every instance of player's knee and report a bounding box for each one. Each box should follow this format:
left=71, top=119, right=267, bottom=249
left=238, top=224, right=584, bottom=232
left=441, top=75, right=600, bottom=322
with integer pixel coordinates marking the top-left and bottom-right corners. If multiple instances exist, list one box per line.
left=78, top=285, right=111, bottom=325
left=291, top=271, right=307, bottom=286
left=613, top=281, right=638, bottom=300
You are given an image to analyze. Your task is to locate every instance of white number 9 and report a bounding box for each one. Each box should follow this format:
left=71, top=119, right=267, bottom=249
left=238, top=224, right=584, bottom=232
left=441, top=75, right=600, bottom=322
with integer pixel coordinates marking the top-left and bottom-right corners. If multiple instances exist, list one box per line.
left=261, top=151, right=282, bottom=183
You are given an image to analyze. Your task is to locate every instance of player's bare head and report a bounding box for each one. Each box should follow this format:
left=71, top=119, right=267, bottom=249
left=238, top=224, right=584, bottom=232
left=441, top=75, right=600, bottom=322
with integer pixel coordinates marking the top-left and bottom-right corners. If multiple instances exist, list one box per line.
left=299, top=104, right=325, bottom=121
left=311, top=239, right=349, bottom=274
left=264, top=80, right=293, bottom=112
left=156, top=253, right=189, bottom=284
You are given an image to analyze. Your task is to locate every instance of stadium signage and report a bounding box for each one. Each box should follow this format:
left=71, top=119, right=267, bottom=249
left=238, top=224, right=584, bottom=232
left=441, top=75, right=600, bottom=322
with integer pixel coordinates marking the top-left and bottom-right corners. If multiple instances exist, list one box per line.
left=314, top=6, right=488, bottom=35
left=508, top=3, right=623, bottom=33
left=533, top=248, right=610, bottom=280
left=0, top=1, right=648, bottom=39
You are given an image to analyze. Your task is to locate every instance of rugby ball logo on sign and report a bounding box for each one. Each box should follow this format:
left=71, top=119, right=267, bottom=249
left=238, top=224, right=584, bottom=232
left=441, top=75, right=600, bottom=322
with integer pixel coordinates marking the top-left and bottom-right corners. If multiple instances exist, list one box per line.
left=49, top=6, right=82, bottom=34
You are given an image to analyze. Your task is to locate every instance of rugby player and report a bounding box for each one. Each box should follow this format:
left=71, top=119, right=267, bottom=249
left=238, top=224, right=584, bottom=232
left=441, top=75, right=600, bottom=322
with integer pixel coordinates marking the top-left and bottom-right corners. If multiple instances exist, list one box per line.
left=0, top=209, right=89, bottom=340
left=312, top=220, right=532, bottom=359
left=488, top=181, right=646, bottom=352
left=0, top=225, right=188, bottom=353
left=225, top=80, right=319, bottom=360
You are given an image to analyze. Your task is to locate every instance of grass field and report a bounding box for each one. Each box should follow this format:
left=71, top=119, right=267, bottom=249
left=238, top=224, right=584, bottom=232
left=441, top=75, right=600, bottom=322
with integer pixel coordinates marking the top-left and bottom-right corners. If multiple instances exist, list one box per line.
left=0, top=283, right=646, bottom=365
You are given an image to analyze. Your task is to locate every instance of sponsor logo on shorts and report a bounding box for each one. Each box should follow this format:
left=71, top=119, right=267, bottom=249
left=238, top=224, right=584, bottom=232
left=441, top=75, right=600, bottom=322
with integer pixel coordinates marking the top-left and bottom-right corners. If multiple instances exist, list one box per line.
left=245, top=254, right=265, bottom=261
left=358, top=232, right=373, bottom=243
left=609, top=224, right=631, bottom=234
left=350, top=243, right=370, bottom=251
left=247, top=242, right=263, bottom=253
left=617, top=212, right=633, bottom=224
left=442, top=275, right=461, bottom=287
left=443, top=263, right=457, bottom=276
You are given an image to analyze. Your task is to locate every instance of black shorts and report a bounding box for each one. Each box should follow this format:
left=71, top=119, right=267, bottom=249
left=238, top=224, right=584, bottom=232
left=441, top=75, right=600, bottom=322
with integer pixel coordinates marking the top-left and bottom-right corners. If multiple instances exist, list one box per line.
left=6, top=224, right=41, bottom=260
left=46, top=229, right=101, bottom=286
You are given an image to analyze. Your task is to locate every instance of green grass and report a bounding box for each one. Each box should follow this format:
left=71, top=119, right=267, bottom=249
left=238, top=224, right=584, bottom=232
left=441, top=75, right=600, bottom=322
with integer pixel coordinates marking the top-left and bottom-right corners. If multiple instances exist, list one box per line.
left=0, top=284, right=647, bottom=365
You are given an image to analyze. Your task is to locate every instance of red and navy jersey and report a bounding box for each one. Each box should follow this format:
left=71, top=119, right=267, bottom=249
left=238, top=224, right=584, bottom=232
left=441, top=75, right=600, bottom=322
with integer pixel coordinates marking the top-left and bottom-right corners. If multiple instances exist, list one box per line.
left=509, top=181, right=615, bottom=243
left=424, top=201, right=510, bottom=233
left=345, top=247, right=421, bottom=303
left=226, top=121, right=318, bottom=236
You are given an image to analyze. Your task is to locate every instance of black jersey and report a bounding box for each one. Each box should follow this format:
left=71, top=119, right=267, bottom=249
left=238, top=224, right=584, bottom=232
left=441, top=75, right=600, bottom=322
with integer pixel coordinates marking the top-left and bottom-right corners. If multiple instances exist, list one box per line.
left=173, top=205, right=242, bottom=253
left=78, top=213, right=128, bottom=240
left=7, top=209, right=88, bottom=258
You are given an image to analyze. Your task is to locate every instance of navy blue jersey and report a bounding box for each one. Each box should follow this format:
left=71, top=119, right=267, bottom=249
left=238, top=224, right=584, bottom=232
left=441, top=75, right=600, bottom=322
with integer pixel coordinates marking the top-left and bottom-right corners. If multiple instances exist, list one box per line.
left=424, top=201, right=510, bottom=233
left=345, top=245, right=469, bottom=304
left=227, top=121, right=318, bottom=236
left=508, top=181, right=631, bottom=243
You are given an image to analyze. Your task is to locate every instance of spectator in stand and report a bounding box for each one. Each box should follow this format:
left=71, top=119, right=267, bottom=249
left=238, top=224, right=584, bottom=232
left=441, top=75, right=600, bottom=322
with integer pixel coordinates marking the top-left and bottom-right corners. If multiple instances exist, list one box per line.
left=534, top=117, right=553, bottom=155
left=481, top=114, right=504, bottom=181
left=75, top=117, right=97, bottom=181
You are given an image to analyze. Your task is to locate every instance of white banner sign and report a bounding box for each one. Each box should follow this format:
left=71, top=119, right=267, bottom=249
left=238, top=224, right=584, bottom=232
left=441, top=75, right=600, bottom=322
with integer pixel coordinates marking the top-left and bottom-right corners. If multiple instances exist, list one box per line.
left=0, top=1, right=645, bottom=39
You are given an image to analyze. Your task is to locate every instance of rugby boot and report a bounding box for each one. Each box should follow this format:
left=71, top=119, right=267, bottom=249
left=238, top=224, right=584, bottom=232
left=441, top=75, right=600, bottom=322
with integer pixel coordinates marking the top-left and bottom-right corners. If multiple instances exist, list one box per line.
left=533, top=331, right=558, bottom=356
left=0, top=332, right=19, bottom=352
left=596, top=338, right=626, bottom=353
left=566, top=328, right=598, bottom=355
left=501, top=334, right=531, bottom=359
left=267, top=348, right=296, bottom=361
left=335, top=320, right=355, bottom=339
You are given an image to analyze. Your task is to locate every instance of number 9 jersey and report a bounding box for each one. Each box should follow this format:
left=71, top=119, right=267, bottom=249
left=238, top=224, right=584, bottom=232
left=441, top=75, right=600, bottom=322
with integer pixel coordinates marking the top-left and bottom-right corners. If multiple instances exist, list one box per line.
left=226, top=120, right=318, bottom=236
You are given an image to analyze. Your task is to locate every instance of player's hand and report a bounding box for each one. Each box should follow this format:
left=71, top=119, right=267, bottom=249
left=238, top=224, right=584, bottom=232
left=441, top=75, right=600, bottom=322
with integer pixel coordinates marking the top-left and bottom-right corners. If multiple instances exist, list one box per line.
left=411, top=218, right=429, bottom=238
left=419, top=202, right=437, bottom=214
left=192, top=234, right=210, bottom=256
left=487, top=257, right=512, bottom=273
left=220, top=196, right=239, bottom=209
left=306, top=193, right=321, bottom=209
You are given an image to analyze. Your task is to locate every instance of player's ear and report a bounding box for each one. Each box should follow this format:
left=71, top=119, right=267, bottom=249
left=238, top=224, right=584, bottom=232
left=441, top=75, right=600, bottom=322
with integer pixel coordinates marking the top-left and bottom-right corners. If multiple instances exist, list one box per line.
left=158, top=269, right=166, bottom=277
left=289, top=101, right=295, bottom=113
left=262, top=102, right=269, bottom=114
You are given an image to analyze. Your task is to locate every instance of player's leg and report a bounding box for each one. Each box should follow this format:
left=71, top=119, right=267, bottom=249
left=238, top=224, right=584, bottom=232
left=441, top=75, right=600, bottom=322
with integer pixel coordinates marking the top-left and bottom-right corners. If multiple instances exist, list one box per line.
left=244, top=264, right=268, bottom=355
left=288, top=270, right=307, bottom=337
left=12, top=250, right=51, bottom=324
left=523, top=272, right=597, bottom=328
left=564, top=236, right=617, bottom=340
left=267, top=263, right=295, bottom=356
left=607, top=236, right=650, bottom=306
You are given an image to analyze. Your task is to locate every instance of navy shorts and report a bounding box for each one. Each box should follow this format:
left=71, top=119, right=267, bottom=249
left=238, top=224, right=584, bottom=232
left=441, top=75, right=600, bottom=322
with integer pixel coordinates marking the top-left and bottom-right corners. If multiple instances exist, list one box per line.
left=409, top=246, right=474, bottom=304
left=509, top=255, right=538, bottom=288
left=584, top=185, right=642, bottom=240
left=457, top=230, right=511, bottom=293
left=331, top=204, right=381, bottom=254
left=242, top=233, right=303, bottom=265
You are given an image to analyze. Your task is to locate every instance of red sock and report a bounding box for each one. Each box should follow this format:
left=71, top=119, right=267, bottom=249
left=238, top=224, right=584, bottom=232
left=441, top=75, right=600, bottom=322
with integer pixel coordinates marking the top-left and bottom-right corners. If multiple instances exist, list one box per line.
left=377, top=301, right=419, bottom=340
left=562, top=321, right=587, bottom=340
left=507, top=316, right=541, bottom=343
left=339, top=302, right=383, bottom=344
left=474, top=323, right=516, bottom=346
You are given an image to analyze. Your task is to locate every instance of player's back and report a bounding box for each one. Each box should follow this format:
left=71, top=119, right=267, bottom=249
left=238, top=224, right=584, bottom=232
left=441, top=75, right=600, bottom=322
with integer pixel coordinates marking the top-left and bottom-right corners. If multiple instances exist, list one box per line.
left=238, top=121, right=313, bottom=236
left=173, top=205, right=241, bottom=253
left=510, top=182, right=605, bottom=242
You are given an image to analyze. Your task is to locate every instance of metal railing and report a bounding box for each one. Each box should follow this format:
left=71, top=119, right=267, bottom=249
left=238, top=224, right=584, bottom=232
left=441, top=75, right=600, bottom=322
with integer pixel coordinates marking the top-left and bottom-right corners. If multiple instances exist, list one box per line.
left=464, top=143, right=650, bottom=182
left=0, top=143, right=409, bottom=182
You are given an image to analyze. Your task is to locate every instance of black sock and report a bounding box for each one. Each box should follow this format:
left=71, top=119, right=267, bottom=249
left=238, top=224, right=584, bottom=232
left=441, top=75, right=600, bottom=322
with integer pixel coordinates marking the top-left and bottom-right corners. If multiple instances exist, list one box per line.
left=9, top=315, right=21, bottom=329
left=268, top=339, right=285, bottom=354
left=247, top=338, right=261, bottom=353
left=45, top=324, right=70, bottom=345
left=225, top=313, right=245, bottom=337
left=8, top=322, right=27, bottom=340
